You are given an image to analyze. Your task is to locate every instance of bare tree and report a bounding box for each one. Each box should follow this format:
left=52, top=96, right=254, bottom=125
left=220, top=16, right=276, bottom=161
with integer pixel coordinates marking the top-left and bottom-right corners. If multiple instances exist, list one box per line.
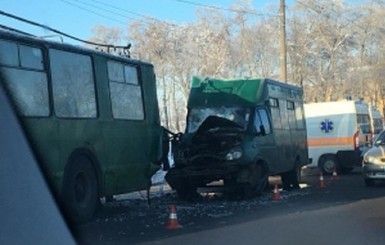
left=290, top=0, right=356, bottom=102
left=88, top=25, right=124, bottom=53
left=87, top=0, right=385, bottom=129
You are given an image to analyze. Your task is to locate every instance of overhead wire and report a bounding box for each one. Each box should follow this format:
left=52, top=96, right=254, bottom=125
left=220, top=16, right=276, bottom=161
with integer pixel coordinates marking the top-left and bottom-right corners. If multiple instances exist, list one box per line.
left=172, top=0, right=276, bottom=17
left=0, top=10, right=131, bottom=49
left=1, top=0, right=279, bottom=47
left=89, top=0, right=158, bottom=20
left=67, top=0, right=275, bottom=24
left=87, top=0, right=178, bottom=26
left=62, top=0, right=178, bottom=27
left=60, top=0, right=132, bottom=25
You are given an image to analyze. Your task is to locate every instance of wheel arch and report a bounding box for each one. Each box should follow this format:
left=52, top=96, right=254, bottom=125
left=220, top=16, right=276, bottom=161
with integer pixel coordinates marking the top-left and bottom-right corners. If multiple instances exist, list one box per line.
left=294, top=149, right=307, bottom=167
left=254, top=157, right=270, bottom=175
left=256, top=158, right=270, bottom=185
left=317, top=153, right=338, bottom=168
left=295, top=154, right=302, bottom=167
left=317, top=153, right=339, bottom=174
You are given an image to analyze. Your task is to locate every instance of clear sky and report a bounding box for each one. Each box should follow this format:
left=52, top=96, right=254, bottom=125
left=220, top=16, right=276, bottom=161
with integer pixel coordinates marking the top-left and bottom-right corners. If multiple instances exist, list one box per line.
left=0, top=0, right=293, bottom=44
left=1, top=0, right=367, bottom=45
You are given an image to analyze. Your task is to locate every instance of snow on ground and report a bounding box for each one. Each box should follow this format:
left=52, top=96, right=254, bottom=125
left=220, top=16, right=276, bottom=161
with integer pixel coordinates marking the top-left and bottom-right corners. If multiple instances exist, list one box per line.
left=99, top=179, right=311, bottom=229
left=151, top=153, right=174, bottom=185
left=151, top=169, right=167, bottom=185
left=97, top=154, right=313, bottom=230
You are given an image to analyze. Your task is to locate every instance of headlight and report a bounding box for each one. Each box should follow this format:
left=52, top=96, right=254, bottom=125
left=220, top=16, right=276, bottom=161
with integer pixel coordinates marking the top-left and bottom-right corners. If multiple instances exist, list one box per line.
left=363, top=155, right=375, bottom=164
left=362, top=155, right=369, bottom=164
left=225, top=149, right=242, bottom=161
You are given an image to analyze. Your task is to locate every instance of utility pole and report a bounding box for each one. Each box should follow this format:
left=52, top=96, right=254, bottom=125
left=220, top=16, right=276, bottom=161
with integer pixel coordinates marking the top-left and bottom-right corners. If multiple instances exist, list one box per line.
left=279, top=0, right=287, bottom=82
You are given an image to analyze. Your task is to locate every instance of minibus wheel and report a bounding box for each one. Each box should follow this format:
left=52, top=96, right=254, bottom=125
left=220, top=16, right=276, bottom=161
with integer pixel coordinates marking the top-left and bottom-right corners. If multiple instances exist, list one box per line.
left=232, top=163, right=268, bottom=199
left=281, top=160, right=301, bottom=190
left=175, top=186, right=199, bottom=200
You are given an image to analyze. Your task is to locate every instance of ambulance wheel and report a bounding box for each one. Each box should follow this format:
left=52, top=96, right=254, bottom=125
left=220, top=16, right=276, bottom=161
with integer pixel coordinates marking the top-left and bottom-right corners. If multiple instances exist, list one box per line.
left=319, top=154, right=338, bottom=175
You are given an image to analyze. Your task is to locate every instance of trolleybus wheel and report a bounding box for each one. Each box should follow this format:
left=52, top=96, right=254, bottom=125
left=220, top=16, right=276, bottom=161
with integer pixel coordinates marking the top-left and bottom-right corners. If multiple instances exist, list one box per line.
left=62, top=155, right=99, bottom=223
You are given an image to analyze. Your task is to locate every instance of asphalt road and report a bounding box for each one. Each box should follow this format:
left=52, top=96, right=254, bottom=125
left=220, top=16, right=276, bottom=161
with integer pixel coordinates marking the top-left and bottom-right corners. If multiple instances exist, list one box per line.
left=73, top=168, right=385, bottom=245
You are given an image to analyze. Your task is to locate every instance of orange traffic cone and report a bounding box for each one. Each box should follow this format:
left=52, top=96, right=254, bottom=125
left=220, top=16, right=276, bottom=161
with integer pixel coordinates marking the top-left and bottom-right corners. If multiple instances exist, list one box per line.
left=165, top=204, right=182, bottom=230
left=272, top=184, right=281, bottom=201
left=318, top=172, right=326, bottom=188
left=331, top=168, right=339, bottom=180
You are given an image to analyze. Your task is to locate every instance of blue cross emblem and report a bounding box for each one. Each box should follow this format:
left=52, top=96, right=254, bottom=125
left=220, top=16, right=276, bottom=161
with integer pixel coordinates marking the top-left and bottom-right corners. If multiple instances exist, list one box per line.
left=320, top=120, right=333, bottom=133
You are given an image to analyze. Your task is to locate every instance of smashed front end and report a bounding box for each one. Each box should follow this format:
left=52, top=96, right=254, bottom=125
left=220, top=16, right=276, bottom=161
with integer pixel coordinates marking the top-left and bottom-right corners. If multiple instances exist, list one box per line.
left=165, top=107, right=249, bottom=195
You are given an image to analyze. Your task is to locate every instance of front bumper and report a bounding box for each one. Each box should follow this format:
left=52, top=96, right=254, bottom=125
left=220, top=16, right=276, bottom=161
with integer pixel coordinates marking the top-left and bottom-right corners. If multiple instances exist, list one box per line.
left=165, top=163, right=239, bottom=189
left=362, top=163, right=385, bottom=179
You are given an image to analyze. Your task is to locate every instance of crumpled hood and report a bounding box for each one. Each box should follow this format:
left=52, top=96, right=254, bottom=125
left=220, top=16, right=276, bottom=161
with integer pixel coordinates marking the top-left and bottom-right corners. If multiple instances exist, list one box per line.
left=172, top=116, right=245, bottom=163
left=192, top=115, right=244, bottom=144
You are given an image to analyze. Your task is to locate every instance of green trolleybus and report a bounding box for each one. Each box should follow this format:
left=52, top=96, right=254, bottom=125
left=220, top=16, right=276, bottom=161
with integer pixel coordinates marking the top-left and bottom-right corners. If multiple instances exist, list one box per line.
left=0, top=29, right=166, bottom=222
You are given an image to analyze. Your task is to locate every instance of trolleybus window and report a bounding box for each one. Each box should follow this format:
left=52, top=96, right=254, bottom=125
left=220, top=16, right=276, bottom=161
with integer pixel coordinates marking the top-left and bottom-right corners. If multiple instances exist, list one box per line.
left=0, top=39, right=49, bottom=116
left=0, top=39, right=18, bottom=66
left=49, top=49, right=97, bottom=118
left=107, top=60, right=144, bottom=120
left=20, top=45, right=44, bottom=70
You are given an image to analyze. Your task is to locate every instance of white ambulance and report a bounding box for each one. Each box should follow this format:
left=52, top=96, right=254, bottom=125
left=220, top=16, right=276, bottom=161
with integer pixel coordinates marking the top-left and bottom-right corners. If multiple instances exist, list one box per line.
left=304, top=100, right=371, bottom=174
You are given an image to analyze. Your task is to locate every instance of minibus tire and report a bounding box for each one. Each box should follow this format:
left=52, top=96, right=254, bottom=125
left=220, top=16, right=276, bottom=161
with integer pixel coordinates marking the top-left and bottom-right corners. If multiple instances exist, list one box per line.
left=175, top=182, right=199, bottom=201
left=242, top=163, right=268, bottom=199
left=176, top=188, right=199, bottom=201
left=281, top=161, right=301, bottom=190
left=62, top=155, right=99, bottom=223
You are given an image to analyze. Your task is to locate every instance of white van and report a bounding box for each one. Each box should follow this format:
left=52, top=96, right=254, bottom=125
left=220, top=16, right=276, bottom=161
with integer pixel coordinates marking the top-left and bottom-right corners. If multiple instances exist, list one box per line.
left=304, top=100, right=371, bottom=174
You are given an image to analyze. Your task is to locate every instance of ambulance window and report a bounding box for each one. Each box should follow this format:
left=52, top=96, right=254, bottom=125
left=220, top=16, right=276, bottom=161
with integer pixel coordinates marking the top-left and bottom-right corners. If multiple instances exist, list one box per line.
left=373, top=119, right=383, bottom=134
left=357, top=114, right=370, bottom=134
left=295, top=102, right=305, bottom=129
left=376, top=131, right=385, bottom=144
